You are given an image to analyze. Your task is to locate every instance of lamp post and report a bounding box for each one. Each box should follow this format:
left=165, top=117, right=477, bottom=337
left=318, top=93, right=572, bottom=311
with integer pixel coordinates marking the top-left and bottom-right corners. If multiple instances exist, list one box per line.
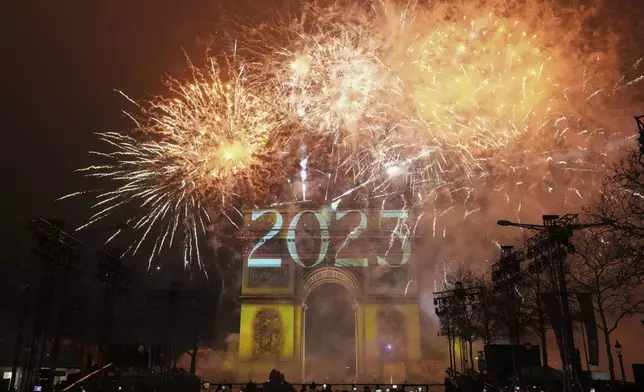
left=614, top=340, right=626, bottom=383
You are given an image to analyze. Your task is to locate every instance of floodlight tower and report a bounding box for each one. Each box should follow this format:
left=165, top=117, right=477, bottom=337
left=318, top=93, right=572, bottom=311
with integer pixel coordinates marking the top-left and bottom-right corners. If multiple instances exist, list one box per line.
left=491, top=246, right=527, bottom=388
left=497, top=214, right=608, bottom=392
left=23, top=218, right=82, bottom=392
left=96, top=249, right=132, bottom=366
left=491, top=246, right=526, bottom=343
left=433, top=282, right=483, bottom=373
left=491, top=246, right=524, bottom=289
left=146, top=283, right=202, bottom=378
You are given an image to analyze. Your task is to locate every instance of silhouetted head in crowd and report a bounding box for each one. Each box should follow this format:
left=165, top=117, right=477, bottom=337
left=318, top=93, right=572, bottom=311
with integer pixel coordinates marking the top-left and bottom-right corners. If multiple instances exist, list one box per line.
left=246, top=381, right=257, bottom=392
left=269, top=369, right=281, bottom=382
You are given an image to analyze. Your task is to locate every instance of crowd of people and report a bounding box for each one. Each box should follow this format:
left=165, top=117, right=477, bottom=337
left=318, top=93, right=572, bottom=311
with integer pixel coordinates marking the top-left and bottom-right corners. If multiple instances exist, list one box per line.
left=244, top=369, right=297, bottom=392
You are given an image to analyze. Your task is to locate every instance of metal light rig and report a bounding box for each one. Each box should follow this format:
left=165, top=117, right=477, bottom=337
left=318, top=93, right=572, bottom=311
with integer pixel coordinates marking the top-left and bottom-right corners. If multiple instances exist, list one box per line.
left=491, top=246, right=526, bottom=344
left=497, top=214, right=608, bottom=392
left=433, top=282, right=483, bottom=373
left=146, top=283, right=202, bottom=378
left=23, top=218, right=82, bottom=392
left=490, top=246, right=529, bottom=388
left=491, top=246, right=525, bottom=289
left=96, top=249, right=132, bottom=366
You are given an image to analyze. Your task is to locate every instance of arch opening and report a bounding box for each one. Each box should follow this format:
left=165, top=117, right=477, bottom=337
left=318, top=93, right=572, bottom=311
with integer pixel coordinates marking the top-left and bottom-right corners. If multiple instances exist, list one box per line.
left=298, top=267, right=361, bottom=382
left=304, top=282, right=356, bottom=382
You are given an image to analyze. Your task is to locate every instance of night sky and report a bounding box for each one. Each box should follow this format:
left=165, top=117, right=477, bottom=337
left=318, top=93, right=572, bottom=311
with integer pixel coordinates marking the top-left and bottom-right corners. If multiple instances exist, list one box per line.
left=1, top=0, right=253, bottom=352
left=2, top=0, right=644, bottom=377
left=3, top=0, right=226, bottom=260
left=3, top=0, right=643, bottom=263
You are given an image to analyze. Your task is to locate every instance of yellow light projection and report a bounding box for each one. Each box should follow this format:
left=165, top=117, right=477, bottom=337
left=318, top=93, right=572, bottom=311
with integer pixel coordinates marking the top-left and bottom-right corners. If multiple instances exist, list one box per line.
left=239, top=304, right=296, bottom=359
left=364, top=304, right=422, bottom=361
left=452, top=338, right=465, bottom=367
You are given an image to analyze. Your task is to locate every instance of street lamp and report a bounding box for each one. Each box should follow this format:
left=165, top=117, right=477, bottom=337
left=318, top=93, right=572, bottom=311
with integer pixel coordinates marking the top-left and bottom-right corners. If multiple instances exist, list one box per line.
left=614, top=340, right=626, bottom=382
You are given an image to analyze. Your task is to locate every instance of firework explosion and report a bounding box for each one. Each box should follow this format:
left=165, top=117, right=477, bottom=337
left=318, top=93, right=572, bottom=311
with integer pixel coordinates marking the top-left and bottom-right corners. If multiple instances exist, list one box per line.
left=69, top=0, right=642, bottom=268
left=64, top=58, right=286, bottom=268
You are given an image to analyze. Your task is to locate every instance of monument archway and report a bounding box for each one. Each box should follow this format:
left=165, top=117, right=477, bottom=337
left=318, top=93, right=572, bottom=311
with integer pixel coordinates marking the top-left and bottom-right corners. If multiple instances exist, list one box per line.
left=298, top=267, right=361, bottom=381
left=237, top=207, right=426, bottom=382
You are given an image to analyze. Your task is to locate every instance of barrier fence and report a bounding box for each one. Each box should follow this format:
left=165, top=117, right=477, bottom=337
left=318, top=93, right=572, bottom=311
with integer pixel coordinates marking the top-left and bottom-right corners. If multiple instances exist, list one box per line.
left=200, top=384, right=446, bottom=392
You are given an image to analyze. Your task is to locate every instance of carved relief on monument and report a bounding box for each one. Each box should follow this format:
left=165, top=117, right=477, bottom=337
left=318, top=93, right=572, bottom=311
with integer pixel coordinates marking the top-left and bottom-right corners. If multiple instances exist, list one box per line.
left=376, top=307, right=408, bottom=358
left=248, top=266, right=289, bottom=287
left=253, top=308, right=284, bottom=356
left=300, top=267, right=359, bottom=296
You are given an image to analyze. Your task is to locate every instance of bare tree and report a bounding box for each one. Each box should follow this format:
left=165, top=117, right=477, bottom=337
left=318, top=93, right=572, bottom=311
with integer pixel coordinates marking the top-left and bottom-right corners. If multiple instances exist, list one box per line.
left=440, top=267, right=480, bottom=371
left=471, top=282, right=503, bottom=345
left=586, top=149, right=644, bottom=260
left=521, top=267, right=554, bottom=366
left=567, top=227, right=644, bottom=388
left=440, top=267, right=505, bottom=372
left=577, top=142, right=644, bottom=389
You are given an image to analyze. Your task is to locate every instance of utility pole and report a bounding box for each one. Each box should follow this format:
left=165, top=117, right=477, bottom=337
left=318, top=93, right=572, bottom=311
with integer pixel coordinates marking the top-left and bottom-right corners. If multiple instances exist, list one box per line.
left=497, top=214, right=609, bottom=392
left=23, top=218, right=82, bottom=392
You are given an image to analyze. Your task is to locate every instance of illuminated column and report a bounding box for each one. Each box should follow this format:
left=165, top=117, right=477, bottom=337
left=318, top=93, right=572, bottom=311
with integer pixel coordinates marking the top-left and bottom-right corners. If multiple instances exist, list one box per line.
left=301, top=302, right=307, bottom=381
left=354, top=300, right=365, bottom=381
left=354, top=302, right=359, bottom=381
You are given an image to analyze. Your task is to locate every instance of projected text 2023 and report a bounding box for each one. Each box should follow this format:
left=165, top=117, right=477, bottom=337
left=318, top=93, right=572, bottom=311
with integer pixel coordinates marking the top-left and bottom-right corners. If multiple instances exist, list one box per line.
left=245, top=209, right=413, bottom=268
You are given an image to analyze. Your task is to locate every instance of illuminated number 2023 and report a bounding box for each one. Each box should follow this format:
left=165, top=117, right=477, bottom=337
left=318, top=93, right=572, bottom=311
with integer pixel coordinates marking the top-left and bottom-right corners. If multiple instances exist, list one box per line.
left=377, top=210, right=411, bottom=267
left=286, top=210, right=329, bottom=268
left=334, top=210, right=368, bottom=267
left=247, top=209, right=411, bottom=268
left=247, top=210, right=283, bottom=267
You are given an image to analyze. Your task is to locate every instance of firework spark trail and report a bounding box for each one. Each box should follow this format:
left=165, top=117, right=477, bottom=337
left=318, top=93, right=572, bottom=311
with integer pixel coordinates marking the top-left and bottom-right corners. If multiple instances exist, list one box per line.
left=69, top=0, right=643, bottom=268
left=252, top=0, right=643, bottom=216
left=66, top=59, right=283, bottom=269
left=252, top=0, right=638, bottom=213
